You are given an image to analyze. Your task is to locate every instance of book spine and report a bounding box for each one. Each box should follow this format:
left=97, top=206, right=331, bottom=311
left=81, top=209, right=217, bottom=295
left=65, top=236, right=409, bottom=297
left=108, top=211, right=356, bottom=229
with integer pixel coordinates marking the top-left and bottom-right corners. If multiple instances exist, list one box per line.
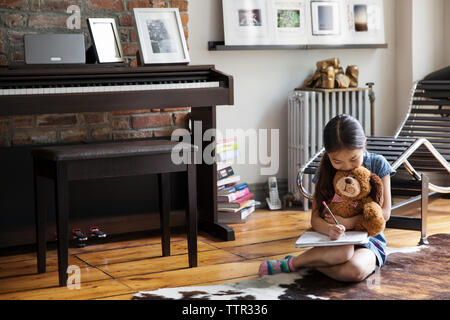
left=234, top=183, right=248, bottom=191
left=229, top=188, right=249, bottom=201
left=218, top=188, right=249, bottom=202
left=218, top=199, right=255, bottom=211
left=217, top=185, right=236, bottom=195
left=222, top=192, right=253, bottom=207
left=217, top=175, right=240, bottom=187
left=216, top=137, right=237, bottom=145
left=217, top=149, right=239, bottom=162
left=217, top=166, right=234, bottom=180
left=216, top=161, right=234, bottom=171
left=216, top=144, right=238, bottom=153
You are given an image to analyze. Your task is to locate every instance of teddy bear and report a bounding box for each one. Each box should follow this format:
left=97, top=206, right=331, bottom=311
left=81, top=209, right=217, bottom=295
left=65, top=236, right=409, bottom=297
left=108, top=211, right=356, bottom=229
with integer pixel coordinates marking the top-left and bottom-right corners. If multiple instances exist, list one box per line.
left=323, top=166, right=385, bottom=236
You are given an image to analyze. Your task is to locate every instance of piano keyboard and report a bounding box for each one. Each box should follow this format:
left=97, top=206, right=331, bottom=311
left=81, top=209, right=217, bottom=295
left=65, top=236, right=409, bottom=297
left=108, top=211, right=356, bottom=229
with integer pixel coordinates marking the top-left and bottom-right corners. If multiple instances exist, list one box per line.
left=0, top=80, right=220, bottom=96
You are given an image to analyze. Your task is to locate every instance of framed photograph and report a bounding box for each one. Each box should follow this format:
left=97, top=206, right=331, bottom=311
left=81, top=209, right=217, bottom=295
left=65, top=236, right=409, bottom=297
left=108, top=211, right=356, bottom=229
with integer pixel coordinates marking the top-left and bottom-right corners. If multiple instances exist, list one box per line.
left=277, top=9, right=301, bottom=29
left=353, top=4, right=368, bottom=31
left=311, top=1, right=340, bottom=35
left=272, top=1, right=307, bottom=44
left=87, top=18, right=125, bottom=63
left=239, top=8, right=263, bottom=27
left=223, top=0, right=270, bottom=45
left=345, top=0, right=385, bottom=44
left=133, top=8, right=190, bottom=65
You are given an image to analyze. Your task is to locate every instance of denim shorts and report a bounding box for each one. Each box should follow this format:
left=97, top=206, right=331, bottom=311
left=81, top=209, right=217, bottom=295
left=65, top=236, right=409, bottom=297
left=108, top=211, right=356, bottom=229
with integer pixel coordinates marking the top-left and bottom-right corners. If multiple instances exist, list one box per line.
left=356, top=231, right=387, bottom=267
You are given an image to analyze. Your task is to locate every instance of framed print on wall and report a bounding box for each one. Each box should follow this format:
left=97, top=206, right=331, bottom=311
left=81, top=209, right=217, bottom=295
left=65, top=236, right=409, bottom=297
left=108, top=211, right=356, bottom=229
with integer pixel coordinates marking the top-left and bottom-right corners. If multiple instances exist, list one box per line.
left=133, top=8, right=190, bottom=65
left=345, top=0, right=385, bottom=44
left=223, top=0, right=271, bottom=45
left=310, top=1, right=340, bottom=35
left=220, top=0, right=385, bottom=47
left=87, top=18, right=125, bottom=63
left=272, top=0, right=308, bottom=44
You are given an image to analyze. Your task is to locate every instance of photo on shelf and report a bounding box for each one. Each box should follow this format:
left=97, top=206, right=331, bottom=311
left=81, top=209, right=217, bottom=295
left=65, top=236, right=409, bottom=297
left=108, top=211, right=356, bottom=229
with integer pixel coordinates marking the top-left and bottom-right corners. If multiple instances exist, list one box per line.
left=223, top=0, right=309, bottom=45
left=220, top=0, right=386, bottom=48
left=345, top=0, right=385, bottom=44
left=87, top=18, right=125, bottom=63
left=310, top=1, right=340, bottom=35
left=133, top=8, right=190, bottom=65
left=272, top=0, right=308, bottom=44
left=277, top=9, right=300, bottom=28
left=239, top=9, right=263, bottom=26
left=353, top=4, right=368, bottom=31
left=222, top=0, right=270, bottom=45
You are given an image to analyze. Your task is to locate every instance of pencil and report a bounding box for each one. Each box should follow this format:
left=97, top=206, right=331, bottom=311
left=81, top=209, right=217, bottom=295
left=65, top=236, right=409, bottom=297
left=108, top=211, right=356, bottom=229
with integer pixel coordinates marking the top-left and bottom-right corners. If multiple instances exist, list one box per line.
left=322, top=201, right=339, bottom=225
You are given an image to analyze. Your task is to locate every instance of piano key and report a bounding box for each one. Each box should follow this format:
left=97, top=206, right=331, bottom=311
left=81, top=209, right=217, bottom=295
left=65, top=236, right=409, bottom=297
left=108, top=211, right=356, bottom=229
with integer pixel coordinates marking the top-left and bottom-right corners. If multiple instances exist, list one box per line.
left=0, top=81, right=221, bottom=96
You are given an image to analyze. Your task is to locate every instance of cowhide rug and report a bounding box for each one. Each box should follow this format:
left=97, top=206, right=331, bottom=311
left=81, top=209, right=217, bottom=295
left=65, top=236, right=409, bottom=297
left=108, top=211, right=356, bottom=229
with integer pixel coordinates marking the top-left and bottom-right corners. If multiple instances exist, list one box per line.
left=132, top=233, right=450, bottom=300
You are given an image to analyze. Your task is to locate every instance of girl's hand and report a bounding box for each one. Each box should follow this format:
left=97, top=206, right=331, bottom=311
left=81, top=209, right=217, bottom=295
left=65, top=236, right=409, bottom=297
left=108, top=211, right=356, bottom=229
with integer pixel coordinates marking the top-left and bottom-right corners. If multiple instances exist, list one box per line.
left=328, top=224, right=346, bottom=240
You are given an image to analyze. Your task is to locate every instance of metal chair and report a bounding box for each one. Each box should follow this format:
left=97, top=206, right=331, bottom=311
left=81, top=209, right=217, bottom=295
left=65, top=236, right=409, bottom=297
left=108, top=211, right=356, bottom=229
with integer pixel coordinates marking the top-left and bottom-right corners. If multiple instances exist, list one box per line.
left=297, top=80, right=450, bottom=245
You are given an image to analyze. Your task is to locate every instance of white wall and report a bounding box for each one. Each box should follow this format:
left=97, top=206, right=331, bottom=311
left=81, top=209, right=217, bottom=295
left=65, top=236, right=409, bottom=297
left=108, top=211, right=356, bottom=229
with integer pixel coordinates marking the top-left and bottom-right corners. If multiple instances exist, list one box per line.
left=394, top=0, right=413, bottom=130
left=394, top=0, right=447, bottom=134
left=444, top=0, right=450, bottom=66
left=188, top=0, right=399, bottom=184
left=412, top=0, right=445, bottom=81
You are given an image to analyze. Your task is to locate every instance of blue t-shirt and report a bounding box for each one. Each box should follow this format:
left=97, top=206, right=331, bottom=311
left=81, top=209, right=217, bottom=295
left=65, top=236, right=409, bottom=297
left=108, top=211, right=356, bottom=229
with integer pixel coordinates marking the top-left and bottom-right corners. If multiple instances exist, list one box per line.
left=312, top=150, right=395, bottom=184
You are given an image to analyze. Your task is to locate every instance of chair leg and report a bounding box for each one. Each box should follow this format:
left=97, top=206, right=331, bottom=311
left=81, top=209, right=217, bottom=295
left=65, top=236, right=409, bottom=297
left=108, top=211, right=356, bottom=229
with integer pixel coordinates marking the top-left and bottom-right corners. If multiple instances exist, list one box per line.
left=158, top=173, right=171, bottom=257
left=34, top=159, right=47, bottom=274
left=419, top=173, right=429, bottom=245
left=186, top=163, right=198, bottom=268
left=55, top=163, right=69, bottom=287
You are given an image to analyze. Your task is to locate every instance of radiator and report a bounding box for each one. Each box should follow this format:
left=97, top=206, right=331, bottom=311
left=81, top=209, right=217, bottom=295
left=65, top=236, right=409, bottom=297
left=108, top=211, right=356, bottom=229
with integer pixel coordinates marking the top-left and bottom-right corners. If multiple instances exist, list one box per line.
left=288, top=88, right=373, bottom=210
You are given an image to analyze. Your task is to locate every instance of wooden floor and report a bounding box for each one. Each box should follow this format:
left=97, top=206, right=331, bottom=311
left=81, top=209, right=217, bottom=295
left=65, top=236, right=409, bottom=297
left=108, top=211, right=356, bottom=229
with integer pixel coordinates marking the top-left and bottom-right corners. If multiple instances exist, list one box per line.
left=0, top=197, right=449, bottom=300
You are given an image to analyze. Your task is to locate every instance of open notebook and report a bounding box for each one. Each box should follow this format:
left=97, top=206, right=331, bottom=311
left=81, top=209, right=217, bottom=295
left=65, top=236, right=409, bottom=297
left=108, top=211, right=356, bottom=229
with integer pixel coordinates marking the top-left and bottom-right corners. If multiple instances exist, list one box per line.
left=295, top=231, right=370, bottom=248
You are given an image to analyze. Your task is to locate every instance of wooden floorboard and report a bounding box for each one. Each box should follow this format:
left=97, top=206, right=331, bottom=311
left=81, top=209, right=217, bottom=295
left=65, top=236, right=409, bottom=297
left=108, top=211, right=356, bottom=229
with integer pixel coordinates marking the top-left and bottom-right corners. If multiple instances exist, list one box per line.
left=0, top=197, right=448, bottom=300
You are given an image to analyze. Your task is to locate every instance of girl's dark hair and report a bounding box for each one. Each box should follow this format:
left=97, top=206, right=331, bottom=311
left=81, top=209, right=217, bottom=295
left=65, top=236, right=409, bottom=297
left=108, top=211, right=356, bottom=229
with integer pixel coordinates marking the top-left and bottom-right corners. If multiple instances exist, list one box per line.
left=314, top=114, right=366, bottom=213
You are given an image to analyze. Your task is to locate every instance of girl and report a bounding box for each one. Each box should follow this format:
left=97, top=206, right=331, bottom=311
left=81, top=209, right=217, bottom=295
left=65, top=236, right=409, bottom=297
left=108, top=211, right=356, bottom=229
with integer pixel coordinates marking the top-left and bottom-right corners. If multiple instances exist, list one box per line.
left=259, top=114, right=395, bottom=282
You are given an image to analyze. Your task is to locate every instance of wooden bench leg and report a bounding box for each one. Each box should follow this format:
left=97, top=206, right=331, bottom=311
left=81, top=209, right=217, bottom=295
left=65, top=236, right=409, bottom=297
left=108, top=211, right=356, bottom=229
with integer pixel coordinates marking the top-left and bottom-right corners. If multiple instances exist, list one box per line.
left=158, top=173, right=171, bottom=257
left=55, top=163, right=69, bottom=287
left=187, top=163, right=198, bottom=267
left=34, top=159, right=47, bottom=274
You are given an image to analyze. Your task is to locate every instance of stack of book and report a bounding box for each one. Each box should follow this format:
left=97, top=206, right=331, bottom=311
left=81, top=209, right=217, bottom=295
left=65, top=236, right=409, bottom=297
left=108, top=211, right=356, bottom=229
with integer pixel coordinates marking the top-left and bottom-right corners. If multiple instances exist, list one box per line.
left=216, top=138, right=255, bottom=224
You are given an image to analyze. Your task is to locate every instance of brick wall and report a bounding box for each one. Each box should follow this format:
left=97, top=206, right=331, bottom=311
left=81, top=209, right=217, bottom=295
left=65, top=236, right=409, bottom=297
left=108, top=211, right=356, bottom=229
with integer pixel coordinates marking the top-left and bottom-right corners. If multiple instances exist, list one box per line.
left=0, top=0, right=190, bottom=147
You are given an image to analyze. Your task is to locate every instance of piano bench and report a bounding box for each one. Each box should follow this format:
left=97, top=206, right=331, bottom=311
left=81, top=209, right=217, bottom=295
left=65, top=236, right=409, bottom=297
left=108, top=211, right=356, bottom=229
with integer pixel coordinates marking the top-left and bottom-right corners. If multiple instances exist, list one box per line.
left=31, top=139, right=198, bottom=287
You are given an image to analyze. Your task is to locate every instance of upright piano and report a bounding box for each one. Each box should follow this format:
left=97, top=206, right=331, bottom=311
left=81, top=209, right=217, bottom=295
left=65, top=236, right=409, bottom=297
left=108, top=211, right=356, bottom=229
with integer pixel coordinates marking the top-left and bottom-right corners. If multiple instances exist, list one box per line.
left=0, top=64, right=235, bottom=242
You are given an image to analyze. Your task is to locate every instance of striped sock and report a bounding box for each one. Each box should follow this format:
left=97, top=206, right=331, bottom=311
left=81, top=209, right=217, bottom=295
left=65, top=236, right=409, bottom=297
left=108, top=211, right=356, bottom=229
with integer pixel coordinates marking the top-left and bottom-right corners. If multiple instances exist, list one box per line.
left=258, top=255, right=297, bottom=276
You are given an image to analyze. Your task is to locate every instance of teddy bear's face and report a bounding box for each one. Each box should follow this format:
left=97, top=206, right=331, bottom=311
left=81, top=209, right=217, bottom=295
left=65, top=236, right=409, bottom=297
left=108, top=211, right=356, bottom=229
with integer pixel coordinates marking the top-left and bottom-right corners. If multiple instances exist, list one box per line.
left=333, top=166, right=372, bottom=200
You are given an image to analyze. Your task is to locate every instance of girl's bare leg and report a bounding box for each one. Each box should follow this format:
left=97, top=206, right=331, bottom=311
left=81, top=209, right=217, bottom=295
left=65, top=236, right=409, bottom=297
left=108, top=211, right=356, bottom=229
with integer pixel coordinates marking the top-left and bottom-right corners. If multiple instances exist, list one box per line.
left=259, top=245, right=376, bottom=282
left=291, top=245, right=355, bottom=269
left=315, top=247, right=377, bottom=282
left=259, top=245, right=354, bottom=276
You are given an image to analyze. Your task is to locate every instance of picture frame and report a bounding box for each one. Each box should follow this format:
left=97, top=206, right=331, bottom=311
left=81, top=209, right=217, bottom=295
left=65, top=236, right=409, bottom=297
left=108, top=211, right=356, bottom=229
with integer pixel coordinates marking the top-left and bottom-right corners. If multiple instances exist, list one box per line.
left=222, top=0, right=271, bottom=45
left=220, top=0, right=385, bottom=47
left=87, top=18, right=125, bottom=63
left=344, top=0, right=385, bottom=44
left=272, top=0, right=307, bottom=44
left=310, top=1, right=341, bottom=36
left=133, top=8, right=190, bottom=65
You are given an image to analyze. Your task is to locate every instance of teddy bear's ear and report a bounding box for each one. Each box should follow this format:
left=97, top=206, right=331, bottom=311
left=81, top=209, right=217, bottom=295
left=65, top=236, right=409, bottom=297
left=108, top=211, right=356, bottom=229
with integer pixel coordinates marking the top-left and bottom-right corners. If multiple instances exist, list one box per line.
left=370, top=173, right=383, bottom=206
